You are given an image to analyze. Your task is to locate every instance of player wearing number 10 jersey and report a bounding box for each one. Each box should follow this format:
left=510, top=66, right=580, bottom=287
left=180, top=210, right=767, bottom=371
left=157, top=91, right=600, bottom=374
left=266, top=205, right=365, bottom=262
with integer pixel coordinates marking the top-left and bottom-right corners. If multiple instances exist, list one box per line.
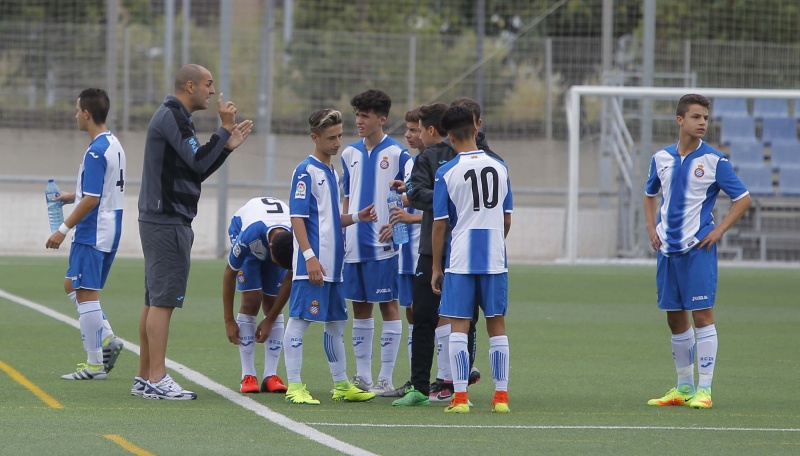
left=431, top=105, right=512, bottom=414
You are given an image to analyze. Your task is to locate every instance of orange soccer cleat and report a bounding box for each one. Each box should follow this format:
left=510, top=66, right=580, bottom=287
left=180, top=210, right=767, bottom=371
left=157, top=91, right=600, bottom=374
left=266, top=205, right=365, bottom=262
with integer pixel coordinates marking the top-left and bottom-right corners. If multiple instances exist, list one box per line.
left=261, top=374, right=288, bottom=393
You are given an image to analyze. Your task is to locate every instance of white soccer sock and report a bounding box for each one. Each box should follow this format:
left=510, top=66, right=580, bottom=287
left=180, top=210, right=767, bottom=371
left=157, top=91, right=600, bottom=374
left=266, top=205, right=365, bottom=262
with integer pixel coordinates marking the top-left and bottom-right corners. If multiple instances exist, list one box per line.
left=489, top=335, right=510, bottom=391
left=78, top=300, right=104, bottom=366
left=436, top=324, right=452, bottom=381
left=671, top=327, right=696, bottom=391
left=448, top=332, right=469, bottom=393
left=101, top=311, right=114, bottom=343
left=695, top=324, right=718, bottom=392
left=283, top=318, right=310, bottom=384
left=352, top=318, right=374, bottom=384
left=263, top=314, right=284, bottom=378
left=324, top=320, right=348, bottom=383
left=407, top=323, right=414, bottom=370
left=377, top=319, right=402, bottom=382
left=236, top=313, right=257, bottom=378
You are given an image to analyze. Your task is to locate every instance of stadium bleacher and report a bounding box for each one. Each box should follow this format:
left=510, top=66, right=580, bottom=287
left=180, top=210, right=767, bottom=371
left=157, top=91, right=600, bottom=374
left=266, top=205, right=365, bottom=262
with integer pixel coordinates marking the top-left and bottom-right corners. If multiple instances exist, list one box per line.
left=769, top=140, right=800, bottom=171
left=753, top=98, right=789, bottom=120
left=712, top=97, right=749, bottom=120
left=735, top=164, right=774, bottom=196
left=761, top=117, right=799, bottom=146
left=719, top=116, right=757, bottom=146
left=729, top=139, right=765, bottom=167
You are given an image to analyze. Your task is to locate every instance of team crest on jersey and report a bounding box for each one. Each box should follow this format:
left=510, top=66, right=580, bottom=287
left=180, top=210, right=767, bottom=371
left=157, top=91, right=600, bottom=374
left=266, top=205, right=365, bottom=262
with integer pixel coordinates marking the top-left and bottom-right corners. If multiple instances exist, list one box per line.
left=380, top=156, right=389, bottom=169
left=295, top=181, right=307, bottom=199
left=694, top=164, right=705, bottom=178
left=309, top=300, right=320, bottom=315
left=237, top=270, right=246, bottom=284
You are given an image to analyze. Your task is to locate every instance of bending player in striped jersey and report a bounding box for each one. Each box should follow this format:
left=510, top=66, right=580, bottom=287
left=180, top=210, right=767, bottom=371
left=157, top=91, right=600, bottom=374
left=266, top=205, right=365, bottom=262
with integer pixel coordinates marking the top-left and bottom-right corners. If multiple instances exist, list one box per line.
left=46, top=88, right=126, bottom=380
left=223, top=197, right=292, bottom=394
left=431, top=105, right=513, bottom=414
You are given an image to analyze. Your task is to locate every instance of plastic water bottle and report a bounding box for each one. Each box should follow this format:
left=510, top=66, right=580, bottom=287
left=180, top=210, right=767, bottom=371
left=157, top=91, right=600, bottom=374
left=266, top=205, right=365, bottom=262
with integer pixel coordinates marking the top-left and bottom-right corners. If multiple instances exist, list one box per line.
left=46, top=179, right=64, bottom=233
left=387, top=188, right=409, bottom=245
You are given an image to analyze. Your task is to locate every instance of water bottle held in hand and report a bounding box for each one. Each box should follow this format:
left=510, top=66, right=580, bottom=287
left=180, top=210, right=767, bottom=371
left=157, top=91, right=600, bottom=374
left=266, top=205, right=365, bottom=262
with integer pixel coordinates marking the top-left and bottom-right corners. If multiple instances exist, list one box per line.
left=387, top=188, right=409, bottom=245
left=46, top=179, right=64, bottom=233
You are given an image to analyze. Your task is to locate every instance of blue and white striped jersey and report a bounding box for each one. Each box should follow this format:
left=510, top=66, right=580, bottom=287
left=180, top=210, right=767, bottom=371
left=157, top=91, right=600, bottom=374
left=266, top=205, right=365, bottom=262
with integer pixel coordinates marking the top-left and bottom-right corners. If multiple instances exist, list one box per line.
left=73, top=131, right=126, bottom=252
left=645, top=140, right=749, bottom=255
left=290, top=155, right=344, bottom=282
left=399, top=156, right=420, bottom=275
left=228, top=197, right=291, bottom=245
left=433, top=150, right=512, bottom=274
left=341, top=135, right=411, bottom=262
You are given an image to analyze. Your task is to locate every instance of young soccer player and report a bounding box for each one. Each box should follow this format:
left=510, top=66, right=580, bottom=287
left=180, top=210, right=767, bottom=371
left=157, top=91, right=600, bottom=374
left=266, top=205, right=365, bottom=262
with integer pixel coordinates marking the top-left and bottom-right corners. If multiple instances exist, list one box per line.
left=46, top=88, right=126, bottom=380
left=645, top=94, right=752, bottom=410
left=430, top=105, right=513, bottom=414
left=382, top=108, right=424, bottom=397
left=256, top=108, right=378, bottom=405
left=222, top=197, right=292, bottom=394
left=340, top=89, right=412, bottom=395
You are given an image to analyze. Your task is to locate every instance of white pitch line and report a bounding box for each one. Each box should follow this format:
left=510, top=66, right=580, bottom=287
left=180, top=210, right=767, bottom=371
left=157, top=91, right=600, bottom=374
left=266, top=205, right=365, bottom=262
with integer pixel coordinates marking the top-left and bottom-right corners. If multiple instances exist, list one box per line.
left=0, top=288, right=377, bottom=456
left=307, top=422, right=800, bottom=432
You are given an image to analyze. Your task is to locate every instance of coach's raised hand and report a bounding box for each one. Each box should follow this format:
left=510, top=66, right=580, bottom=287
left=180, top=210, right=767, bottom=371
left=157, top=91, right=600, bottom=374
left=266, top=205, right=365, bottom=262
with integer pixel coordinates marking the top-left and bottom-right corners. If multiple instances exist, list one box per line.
left=218, top=92, right=236, bottom=131
left=225, top=119, right=254, bottom=151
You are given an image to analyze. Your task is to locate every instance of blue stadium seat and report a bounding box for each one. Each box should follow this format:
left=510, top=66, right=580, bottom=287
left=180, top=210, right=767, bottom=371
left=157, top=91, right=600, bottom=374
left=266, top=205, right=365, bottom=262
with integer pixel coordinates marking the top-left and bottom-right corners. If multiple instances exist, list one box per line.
left=761, top=117, right=798, bottom=145
left=712, top=97, right=749, bottom=120
left=769, top=140, right=800, bottom=170
left=794, top=99, right=800, bottom=120
left=729, top=140, right=765, bottom=167
left=719, top=116, right=757, bottom=146
left=778, top=166, right=800, bottom=196
left=736, top=164, right=774, bottom=196
left=753, top=98, right=789, bottom=119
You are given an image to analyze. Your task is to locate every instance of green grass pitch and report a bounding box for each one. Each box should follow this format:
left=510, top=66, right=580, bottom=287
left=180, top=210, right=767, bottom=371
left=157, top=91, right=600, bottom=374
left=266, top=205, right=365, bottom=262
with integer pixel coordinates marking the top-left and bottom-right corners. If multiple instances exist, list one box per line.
left=0, top=257, right=798, bottom=455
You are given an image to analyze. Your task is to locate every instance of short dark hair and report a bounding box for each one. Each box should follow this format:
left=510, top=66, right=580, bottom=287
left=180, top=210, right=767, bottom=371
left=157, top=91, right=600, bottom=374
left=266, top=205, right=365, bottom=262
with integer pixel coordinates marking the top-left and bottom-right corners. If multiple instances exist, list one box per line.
left=271, top=230, right=294, bottom=270
left=450, top=97, right=481, bottom=121
left=350, top=89, right=392, bottom=117
left=440, top=105, right=476, bottom=143
left=308, top=108, right=342, bottom=135
left=676, top=94, right=710, bottom=117
left=404, top=107, right=421, bottom=123
left=417, top=102, right=448, bottom=137
left=78, top=88, right=110, bottom=124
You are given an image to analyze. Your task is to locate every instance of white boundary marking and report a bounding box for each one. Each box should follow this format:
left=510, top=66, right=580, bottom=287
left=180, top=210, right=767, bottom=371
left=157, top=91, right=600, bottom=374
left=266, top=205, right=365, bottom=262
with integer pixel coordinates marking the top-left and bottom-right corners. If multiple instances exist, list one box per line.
left=0, top=288, right=377, bottom=456
left=308, top=423, right=800, bottom=432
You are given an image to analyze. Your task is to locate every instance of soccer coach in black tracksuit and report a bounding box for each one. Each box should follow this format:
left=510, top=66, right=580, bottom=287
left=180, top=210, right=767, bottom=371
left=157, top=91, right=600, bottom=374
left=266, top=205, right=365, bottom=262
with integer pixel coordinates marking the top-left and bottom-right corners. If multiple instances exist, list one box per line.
left=404, top=120, right=502, bottom=399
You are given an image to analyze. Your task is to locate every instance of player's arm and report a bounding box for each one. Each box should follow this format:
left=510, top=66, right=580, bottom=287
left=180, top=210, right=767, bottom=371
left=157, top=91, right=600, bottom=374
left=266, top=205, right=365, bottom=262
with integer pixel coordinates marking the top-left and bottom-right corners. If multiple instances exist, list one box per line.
left=255, top=270, right=292, bottom=343
left=341, top=203, right=377, bottom=228
left=697, top=194, right=752, bottom=250
left=45, top=194, right=99, bottom=249
left=54, top=192, right=76, bottom=205
left=222, top=263, right=240, bottom=344
left=504, top=213, right=511, bottom=238
left=644, top=195, right=661, bottom=251
left=292, top=216, right=325, bottom=285
left=431, top=218, right=447, bottom=295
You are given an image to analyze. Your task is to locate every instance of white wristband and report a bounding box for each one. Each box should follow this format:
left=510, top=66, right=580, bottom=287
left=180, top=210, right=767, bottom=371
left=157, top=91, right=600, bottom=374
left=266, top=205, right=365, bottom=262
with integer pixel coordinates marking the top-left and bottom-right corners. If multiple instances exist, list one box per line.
left=352, top=212, right=361, bottom=223
left=302, top=248, right=315, bottom=261
left=58, top=223, right=71, bottom=235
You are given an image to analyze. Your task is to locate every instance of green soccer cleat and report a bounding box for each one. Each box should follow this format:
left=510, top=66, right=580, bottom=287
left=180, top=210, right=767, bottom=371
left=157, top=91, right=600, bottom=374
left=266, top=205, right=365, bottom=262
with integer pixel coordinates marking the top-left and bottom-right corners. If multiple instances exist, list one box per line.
left=332, top=380, right=375, bottom=402
left=285, top=383, right=320, bottom=405
left=392, top=386, right=430, bottom=407
left=647, top=387, right=694, bottom=406
left=689, top=389, right=713, bottom=409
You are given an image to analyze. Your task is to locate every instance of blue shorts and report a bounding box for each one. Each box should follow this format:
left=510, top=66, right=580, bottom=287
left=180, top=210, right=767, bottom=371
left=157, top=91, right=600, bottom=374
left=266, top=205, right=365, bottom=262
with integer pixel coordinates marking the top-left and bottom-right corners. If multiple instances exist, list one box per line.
left=439, top=272, right=508, bottom=319
left=398, top=273, right=414, bottom=307
left=343, top=257, right=398, bottom=303
left=290, top=280, right=348, bottom=322
left=236, top=255, right=287, bottom=296
left=656, top=245, right=717, bottom=311
left=66, top=243, right=117, bottom=290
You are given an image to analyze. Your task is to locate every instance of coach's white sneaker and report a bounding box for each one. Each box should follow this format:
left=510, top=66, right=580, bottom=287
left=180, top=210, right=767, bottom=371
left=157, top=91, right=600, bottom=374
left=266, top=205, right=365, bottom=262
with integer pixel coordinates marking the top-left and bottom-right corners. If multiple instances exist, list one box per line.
left=143, top=374, right=197, bottom=400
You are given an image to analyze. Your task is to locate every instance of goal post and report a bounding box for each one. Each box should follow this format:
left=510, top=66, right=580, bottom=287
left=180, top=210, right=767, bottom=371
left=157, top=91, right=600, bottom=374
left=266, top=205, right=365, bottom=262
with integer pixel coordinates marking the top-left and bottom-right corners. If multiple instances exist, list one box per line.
left=565, top=85, right=800, bottom=264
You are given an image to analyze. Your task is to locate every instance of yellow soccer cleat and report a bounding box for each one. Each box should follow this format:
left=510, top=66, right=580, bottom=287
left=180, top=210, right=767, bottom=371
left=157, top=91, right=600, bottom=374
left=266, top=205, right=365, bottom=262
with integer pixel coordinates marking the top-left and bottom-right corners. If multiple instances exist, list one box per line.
left=689, top=389, right=713, bottom=409
left=647, top=387, right=694, bottom=406
left=332, top=380, right=375, bottom=402
left=285, top=383, right=320, bottom=405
